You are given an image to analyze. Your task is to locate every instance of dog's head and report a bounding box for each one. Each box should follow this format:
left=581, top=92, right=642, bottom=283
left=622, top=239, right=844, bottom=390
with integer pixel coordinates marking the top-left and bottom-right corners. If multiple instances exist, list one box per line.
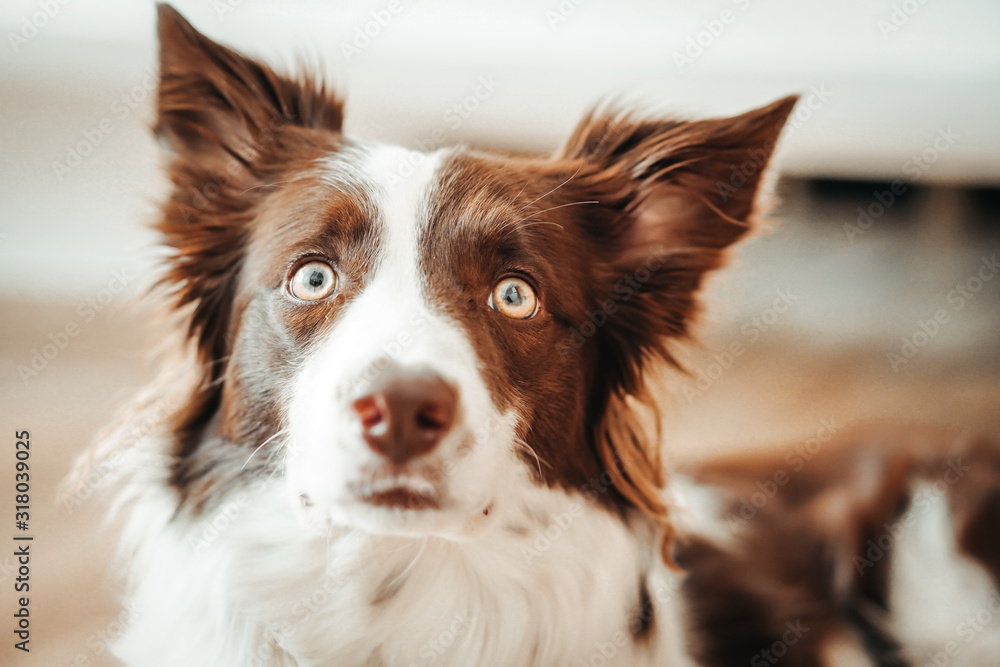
left=152, top=6, right=795, bottom=551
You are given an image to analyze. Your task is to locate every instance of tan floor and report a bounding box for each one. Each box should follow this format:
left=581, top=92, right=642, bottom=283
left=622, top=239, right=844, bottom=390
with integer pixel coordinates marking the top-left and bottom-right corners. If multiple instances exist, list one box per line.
left=1, top=300, right=151, bottom=667
left=0, top=297, right=998, bottom=667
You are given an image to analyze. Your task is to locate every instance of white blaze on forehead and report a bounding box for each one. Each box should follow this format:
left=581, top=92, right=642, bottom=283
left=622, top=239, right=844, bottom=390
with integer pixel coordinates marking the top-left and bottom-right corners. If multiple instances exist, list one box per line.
left=362, top=144, right=437, bottom=285
left=301, top=144, right=448, bottom=396
left=327, top=143, right=447, bottom=380
left=322, top=142, right=482, bottom=396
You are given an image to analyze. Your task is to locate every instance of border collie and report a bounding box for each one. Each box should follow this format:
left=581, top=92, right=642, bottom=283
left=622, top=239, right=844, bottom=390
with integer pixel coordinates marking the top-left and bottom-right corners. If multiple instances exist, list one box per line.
left=71, top=5, right=1000, bottom=666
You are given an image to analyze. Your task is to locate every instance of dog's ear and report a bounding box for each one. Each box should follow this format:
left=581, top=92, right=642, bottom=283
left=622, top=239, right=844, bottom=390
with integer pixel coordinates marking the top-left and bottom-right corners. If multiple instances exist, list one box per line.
left=156, top=3, right=343, bottom=172
left=556, top=97, right=797, bottom=565
left=559, top=96, right=798, bottom=387
left=154, top=4, right=343, bottom=365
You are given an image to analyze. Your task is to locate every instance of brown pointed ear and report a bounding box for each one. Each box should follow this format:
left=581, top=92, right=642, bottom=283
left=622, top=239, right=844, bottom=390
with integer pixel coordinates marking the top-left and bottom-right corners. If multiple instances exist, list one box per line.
left=561, top=95, right=797, bottom=260
left=156, top=3, right=343, bottom=168
left=560, top=95, right=798, bottom=385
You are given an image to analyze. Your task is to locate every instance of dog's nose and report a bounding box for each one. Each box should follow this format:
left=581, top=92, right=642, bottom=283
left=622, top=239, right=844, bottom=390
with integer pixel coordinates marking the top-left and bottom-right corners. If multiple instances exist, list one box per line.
left=351, top=370, right=457, bottom=464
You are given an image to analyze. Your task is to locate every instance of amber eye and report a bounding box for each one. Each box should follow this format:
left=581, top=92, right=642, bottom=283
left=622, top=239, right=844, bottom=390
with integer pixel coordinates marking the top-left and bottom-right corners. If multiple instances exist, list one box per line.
left=489, top=277, right=538, bottom=319
left=289, top=261, right=337, bottom=301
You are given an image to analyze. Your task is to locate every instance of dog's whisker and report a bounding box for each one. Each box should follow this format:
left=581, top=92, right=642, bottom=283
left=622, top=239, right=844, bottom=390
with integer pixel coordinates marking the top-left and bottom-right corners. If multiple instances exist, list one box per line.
left=202, top=370, right=230, bottom=390
left=207, top=355, right=232, bottom=369
left=515, top=438, right=549, bottom=480
left=264, top=443, right=289, bottom=470
left=241, top=429, right=288, bottom=471
left=508, top=180, right=529, bottom=208
left=515, top=164, right=583, bottom=214
left=516, top=220, right=565, bottom=231
left=530, top=200, right=598, bottom=218
left=239, top=180, right=289, bottom=196
left=387, top=537, right=428, bottom=583
left=498, top=201, right=597, bottom=237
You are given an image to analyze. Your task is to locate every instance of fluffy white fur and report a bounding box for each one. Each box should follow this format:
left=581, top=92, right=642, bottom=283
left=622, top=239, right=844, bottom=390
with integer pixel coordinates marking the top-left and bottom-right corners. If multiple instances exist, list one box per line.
left=111, top=440, right=690, bottom=666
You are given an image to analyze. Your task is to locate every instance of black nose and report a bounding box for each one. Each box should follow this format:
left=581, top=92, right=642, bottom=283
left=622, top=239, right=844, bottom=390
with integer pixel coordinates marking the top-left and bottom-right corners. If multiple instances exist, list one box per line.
left=351, top=369, right=457, bottom=464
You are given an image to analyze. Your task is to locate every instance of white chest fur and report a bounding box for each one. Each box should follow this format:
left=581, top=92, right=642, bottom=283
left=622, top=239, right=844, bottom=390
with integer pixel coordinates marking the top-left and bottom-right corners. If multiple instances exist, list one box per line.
left=112, top=480, right=692, bottom=667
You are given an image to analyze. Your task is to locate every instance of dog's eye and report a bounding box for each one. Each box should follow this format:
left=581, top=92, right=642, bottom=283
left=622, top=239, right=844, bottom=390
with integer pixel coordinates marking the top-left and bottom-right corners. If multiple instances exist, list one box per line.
left=489, top=277, right=538, bottom=319
left=289, top=261, right=337, bottom=301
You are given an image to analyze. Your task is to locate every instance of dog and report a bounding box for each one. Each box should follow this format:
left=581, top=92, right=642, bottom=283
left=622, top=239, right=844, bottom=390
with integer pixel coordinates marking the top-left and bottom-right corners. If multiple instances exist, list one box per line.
left=71, top=5, right=1000, bottom=666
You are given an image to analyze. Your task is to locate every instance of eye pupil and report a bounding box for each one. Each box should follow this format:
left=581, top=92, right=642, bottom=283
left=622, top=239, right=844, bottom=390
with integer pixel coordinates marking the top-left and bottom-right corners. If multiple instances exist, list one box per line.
left=308, top=271, right=324, bottom=288
left=503, top=285, right=520, bottom=304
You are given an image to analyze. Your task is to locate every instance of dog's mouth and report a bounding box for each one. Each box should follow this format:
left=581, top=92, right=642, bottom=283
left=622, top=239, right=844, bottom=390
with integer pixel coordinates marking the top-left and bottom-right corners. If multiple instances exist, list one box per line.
left=347, top=472, right=441, bottom=511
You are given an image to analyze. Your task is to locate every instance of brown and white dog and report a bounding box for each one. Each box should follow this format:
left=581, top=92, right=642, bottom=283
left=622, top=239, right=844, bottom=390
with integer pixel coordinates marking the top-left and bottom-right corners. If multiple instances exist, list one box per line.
left=73, top=5, right=1000, bottom=666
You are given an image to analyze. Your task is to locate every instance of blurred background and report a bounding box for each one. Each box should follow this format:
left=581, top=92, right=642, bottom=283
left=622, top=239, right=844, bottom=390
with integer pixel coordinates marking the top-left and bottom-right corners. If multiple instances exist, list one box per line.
left=1, top=1, right=998, bottom=665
